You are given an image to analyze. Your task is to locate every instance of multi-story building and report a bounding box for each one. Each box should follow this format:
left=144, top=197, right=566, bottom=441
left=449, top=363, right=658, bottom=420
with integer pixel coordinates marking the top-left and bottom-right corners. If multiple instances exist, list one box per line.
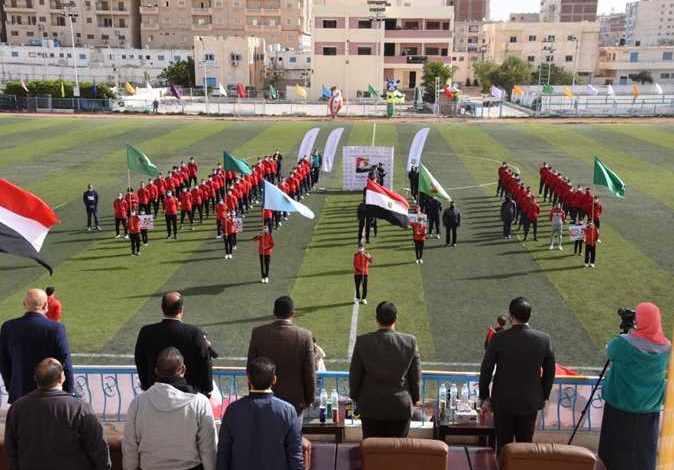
left=266, top=45, right=311, bottom=89
left=483, top=21, right=600, bottom=83
left=509, top=12, right=540, bottom=22
left=0, top=42, right=190, bottom=82
left=624, top=0, right=674, bottom=47
left=453, top=20, right=484, bottom=53
left=311, top=0, right=454, bottom=100
left=139, top=0, right=310, bottom=50
left=594, top=44, right=674, bottom=85
left=192, top=35, right=265, bottom=90
left=540, top=0, right=598, bottom=23
left=598, top=12, right=625, bottom=46
left=452, top=0, right=487, bottom=22
left=3, top=0, right=141, bottom=47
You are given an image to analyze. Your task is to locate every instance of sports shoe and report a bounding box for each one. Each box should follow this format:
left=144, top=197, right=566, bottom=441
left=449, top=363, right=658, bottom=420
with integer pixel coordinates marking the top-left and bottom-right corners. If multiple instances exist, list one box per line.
left=265, top=278, right=270, bottom=283
left=436, top=234, right=441, bottom=239
left=216, top=235, right=223, bottom=239
left=87, top=227, right=92, bottom=232
left=590, top=263, right=595, bottom=268
left=420, top=259, right=424, bottom=264
left=361, top=299, right=368, bottom=305
left=451, top=243, right=456, bottom=247
left=124, top=234, right=129, bottom=239
left=96, top=226, right=102, bottom=231
left=354, top=297, right=359, bottom=303
left=415, top=259, right=420, bottom=264
left=167, top=235, right=172, bottom=239
left=261, top=278, right=265, bottom=283
left=558, top=246, right=563, bottom=250
left=115, top=234, right=121, bottom=239
left=143, top=243, right=148, bottom=247
left=584, top=263, right=589, bottom=268
left=549, top=245, right=554, bottom=250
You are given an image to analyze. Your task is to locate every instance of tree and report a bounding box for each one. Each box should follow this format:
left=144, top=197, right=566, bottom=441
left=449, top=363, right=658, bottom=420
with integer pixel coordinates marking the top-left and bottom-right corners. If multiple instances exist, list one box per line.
left=532, top=64, right=574, bottom=85
left=472, top=61, right=499, bottom=93
left=473, top=57, right=531, bottom=96
left=158, top=57, right=195, bottom=87
left=628, top=70, right=653, bottom=84
left=421, top=61, right=454, bottom=103
left=2, top=80, right=115, bottom=99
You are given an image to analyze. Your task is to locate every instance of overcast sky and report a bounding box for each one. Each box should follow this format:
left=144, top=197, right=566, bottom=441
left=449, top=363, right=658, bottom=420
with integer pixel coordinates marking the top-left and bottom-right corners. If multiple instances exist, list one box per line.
left=491, top=0, right=630, bottom=20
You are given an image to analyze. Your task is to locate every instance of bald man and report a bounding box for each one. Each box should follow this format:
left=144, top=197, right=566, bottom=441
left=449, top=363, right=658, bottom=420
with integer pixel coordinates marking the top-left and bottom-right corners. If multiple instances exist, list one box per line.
left=5, top=358, right=110, bottom=470
left=0, top=289, right=74, bottom=403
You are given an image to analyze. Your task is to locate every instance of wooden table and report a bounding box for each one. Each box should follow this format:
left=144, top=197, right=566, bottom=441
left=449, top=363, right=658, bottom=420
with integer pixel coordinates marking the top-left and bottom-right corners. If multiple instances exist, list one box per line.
left=302, top=419, right=346, bottom=443
left=433, top=413, right=496, bottom=450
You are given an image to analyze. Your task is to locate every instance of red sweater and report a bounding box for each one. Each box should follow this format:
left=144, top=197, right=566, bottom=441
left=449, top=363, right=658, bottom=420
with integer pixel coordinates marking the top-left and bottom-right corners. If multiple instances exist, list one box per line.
left=179, top=192, right=193, bottom=211
left=412, top=223, right=427, bottom=241
left=353, top=251, right=372, bottom=275
left=113, top=199, right=128, bottom=219
left=163, top=196, right=179, bottom=216
left=46, top=296, right=62, bottom=322
left=257, top=233, right=274, bottom=255
left=128, top=215, right=141, bottom=234
left=585, top=226, right=599, bottom=246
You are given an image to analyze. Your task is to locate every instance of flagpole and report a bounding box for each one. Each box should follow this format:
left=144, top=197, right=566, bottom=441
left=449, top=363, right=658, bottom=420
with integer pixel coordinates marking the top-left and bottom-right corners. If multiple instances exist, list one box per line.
left=371, top=122, right=377, bottom=146
left=128, top=169, right=132, bottom=191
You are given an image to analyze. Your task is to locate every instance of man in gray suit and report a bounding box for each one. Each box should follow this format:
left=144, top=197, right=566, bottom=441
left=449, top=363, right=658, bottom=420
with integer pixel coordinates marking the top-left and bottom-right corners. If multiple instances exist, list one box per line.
left=247, top=296, right=315, bottom=416
left=349, top=301, right=421, bottom=438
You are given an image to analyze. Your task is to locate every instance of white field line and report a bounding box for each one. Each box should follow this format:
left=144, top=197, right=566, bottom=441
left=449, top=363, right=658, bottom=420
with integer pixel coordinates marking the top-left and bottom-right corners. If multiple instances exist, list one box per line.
left=347, top=300, right=360, bottom=360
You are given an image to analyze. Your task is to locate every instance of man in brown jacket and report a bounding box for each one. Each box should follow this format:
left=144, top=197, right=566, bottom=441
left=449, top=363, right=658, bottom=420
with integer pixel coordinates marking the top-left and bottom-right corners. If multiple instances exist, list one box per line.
left=247, top=296, right=315, bottom=415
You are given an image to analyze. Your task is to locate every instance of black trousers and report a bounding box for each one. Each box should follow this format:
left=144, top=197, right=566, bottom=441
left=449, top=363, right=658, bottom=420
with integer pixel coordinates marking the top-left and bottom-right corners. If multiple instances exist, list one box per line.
left=502, top=220, right=513, bottom=237
left=192, top=205, right=203, bottom=223
left=445, top=226, right=457, bottom=245
left=574, top=240, right=584, bottom=254
left=180, top=209, right=193, bottom=225
left=538, top=178, right=544, bottom=195
left=115, top=218, right=127, bottom=236
left=141, top=229, right=148, bottom=244
left=523, top=219, right=537, bottom=240
left=189, top=176, right=197, bottom=187
left=165, top=214, right=177, bottom=237
left=428, top=216, right=440, bottom=235
left=585, top=245, right=596, bottom=264
left=599, top=403, right=659, bottom=470
left=225, top=234, right=235, bottom=254
left=259, top=254, right=271, bottom=278
left=414, top=240, right=424, bottom=260
left=129, top=233, right=141, bottom=254
left=361, top=419, right=411, bottom=439
left=138, top=203, right=149, bottom=214
left=494, top=410, right=537, bottom=456
left=86, top=208, right=99, bottom=228
left=496, top=179, right=502, bottom=196
left=354, top=274, right=368, bottom=300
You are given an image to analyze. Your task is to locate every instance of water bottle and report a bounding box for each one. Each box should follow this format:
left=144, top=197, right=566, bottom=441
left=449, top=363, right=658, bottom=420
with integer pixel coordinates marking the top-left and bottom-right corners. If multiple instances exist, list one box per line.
left=449, top=383, right=458, bottom=420
left=460, top=382, right=470, bottom=406
left=330, top=389, right=339, bottom=423
left=319, top=388, right=328, bottom=424
left=438, top=383, right=447, bottom=419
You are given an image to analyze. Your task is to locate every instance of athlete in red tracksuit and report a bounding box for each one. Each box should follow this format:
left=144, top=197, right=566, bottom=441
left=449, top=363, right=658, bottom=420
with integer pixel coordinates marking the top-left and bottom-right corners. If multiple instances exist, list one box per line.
left=224, top=211, right=237, bottom=259
left=146, top=178, right=159, bottom=217
left=187, top=157, right=199, bottom=187
left=113, top=194, right=128, bottom=238
left=353, top=245, right=373, bottom=305
left=124, top=189, right=139, bottom=217
left=179, top=188, right=193, bottom=229
left=412, top=220, right=427, bottom=263
left=128, top=210, right=142, bottom=256
left=137, top=182, right=150, bottom=214
left=163, top=191, right=179, bottom=239
left=584, top=222, right=599, bottom=268
left=191, top=185, right=203, bottom=224
left=255, top=226, right=274, bottom=283
left=216, top=200, right=227, bottom=238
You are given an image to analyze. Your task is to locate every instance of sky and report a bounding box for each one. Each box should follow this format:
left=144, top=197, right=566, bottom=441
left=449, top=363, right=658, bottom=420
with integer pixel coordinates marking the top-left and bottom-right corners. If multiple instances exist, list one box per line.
left=491, top=0, right=630, bottom=20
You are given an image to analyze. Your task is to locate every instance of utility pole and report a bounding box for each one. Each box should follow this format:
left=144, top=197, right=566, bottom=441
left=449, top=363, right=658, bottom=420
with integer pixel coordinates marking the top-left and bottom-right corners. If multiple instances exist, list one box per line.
left=367, top=1, right=390, bottom=115
left=198, top=36, right=209, bottom=114
left=61, top=1, right=80, bottom=97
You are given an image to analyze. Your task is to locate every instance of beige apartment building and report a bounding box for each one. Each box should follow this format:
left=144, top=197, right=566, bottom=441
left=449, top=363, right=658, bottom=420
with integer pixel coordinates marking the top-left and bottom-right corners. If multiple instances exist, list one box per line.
left=483, top=21, right=600, bottom=83
left=311, top=0, right=454, bottom=100
left=540, top=0, right=598, bottom=22
left=139, top=0, right=310, bottom=49
left=193, top=35, right=265, bottom=90
left=594, top=45, right=674, bottom=85
left=625, top=0, right=674, bottom=47
left=3, top=0, right=141, bottom=47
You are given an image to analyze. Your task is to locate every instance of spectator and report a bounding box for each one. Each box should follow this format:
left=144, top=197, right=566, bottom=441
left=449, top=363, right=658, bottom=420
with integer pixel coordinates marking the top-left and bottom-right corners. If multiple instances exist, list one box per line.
left=216, top=357, right=303, bottom=470
left=500, top=195, right=516, bottom=239
left=349, top=301, right=421, bottom=438
left=134, top=291, right=213, bottom=396
left=82, top=183, right=100, bottom=232
left=598, top=302, right=671, bottom=470
left=484, top=315, right=507, bottom=350
left=247, top=296, right=315, bottom=416
left=45, top=286, right=62, bottom=322
left=0, top=288, right=74, bottom=403
left=5, top=358, right=111, bottom=470
left=313, top=337, right=327, bottom=372
left=123, top=347, right=217, bottom=470
left=479, top=297, right=555, bottom=455
left=442, top=201, right=461, bottom=247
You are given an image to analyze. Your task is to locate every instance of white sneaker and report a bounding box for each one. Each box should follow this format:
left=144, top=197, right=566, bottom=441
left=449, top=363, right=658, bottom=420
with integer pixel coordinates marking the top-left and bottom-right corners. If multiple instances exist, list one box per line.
left=216, top=235, right=223, bottom=239
left=590, top=263, right=595, bottom=268
left=436, top=235, right=441, bottom=239
left=549, top=245, right=554, bottom=250
left=558, top=246, right=563, bottom=251
left=584, top=264, right=589, bottom=268
left=143, top=243, right=148, bottom=247
left=420, top=259, right=424, bottom=264
left=115, top=234, right=121, bottom=239
left=415, top=259, right=420, bottom=264
left=124, top=234, right=129, bottom=240
left=354, top=297, right=359, bottom=303
left=261, top=278, right=265, bottom=283
left=265, top=277, right=270, bottom=283
left=87, top=227, right=92, bottom=232
left=361, top=299, right=368, bottom=305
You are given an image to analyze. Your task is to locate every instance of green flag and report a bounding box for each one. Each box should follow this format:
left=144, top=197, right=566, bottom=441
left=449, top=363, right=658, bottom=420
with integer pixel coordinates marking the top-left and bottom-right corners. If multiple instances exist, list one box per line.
left=368, top=84, right=379, bottom=97
left=418, top=163, right=451, bottom=201
left=268, top=85, right=278, bottom=100
left=127, top=144, right=160, bottom=177
left=593, top=156, right=626, bottom=198
left=543, top=84, right=554, bottom=94
left=223, top=151, right=252, bottom=175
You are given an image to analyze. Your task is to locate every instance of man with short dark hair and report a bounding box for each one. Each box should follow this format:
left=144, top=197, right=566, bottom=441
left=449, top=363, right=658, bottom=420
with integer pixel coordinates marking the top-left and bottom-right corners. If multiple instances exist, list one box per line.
left=349, top=301, right=421, bottom=438
left=134, top=291, right=213, bottom=395
left=247, top=296, right=315, bottom=415
left=216, top=357, right=303, bottom=470
left=479, top=297, right=556, bottom=455
left=82, top=184, right=101, bottom=232
left=124, top=347, right=217, bottom=470
left=45, top=286, right=62, bottom=322
left=5, top=358, right=111, bottom=470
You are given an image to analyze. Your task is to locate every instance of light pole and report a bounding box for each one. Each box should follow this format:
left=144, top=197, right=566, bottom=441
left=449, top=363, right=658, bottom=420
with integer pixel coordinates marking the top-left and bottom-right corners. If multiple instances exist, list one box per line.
left=198, top=36, right=209, bottom=114
left=570, top=34, right=579, bottom=86
left=367, top=1, right=390, bottom=115
left=60, top=1, right=80, bottom=97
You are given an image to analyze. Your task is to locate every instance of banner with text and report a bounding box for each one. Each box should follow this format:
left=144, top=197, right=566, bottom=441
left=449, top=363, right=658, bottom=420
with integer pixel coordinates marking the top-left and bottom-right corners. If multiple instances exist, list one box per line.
left=297, top=127, right=320, bottom=161
left=342, top=146, right=394, bottom=191
left=322, top=127, right=344, bottom=173
left=406, top=127, right=430, bottom=171
left=139, top=214, right=154, bottom=230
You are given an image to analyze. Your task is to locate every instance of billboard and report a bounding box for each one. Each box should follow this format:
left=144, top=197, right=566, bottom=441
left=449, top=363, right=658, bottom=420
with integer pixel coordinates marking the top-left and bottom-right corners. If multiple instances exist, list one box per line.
left=342, top=146, right=394, bottom=191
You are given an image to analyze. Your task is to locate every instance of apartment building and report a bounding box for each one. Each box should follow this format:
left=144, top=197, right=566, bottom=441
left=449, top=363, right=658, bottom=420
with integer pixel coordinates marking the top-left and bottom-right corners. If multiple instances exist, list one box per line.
left=509, top=12, right=540, bottom=22
left=624, top=0, right=674, bottom=46
left=452, top=0, right=487, bottom=22
left=139, top=0, right=310, bottom=49
left=483, top=21, right=600, bottom=82
left=598, top=12, right=625, bottom=46
left=540, top=0, right=598, bottom=23
left=311, top=0, right=453, bottom=100
left=594, top=45, right=674, bottom=84
left=192, top=35, right=265, bottom=90
left=3, top=0, right=141, bottom=47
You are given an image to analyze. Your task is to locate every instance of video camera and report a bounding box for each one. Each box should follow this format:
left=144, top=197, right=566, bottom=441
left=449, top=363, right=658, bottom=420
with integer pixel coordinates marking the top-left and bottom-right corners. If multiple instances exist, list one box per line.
left=617, top=307, right=636, bottom=333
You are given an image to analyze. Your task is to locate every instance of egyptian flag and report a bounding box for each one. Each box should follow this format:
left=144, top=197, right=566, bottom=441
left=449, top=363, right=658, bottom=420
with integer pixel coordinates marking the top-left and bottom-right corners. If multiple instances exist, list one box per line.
left=364, top=179, right=409, bottom=228
left=0, top=179, right=59, bottom=274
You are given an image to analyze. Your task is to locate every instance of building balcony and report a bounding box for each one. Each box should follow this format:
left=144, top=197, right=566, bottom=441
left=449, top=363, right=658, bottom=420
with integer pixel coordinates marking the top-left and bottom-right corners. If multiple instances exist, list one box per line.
left=4, top=1, right=35, bottom=10
left=140, top=21, right=160, bottom=29
left=191, top=7, right=212, bottom=14
left=384, top=29, right=450, bottom=39
left=49, top=0, right=64, bottom=9
left=139, top=5, right=159, bottom=14
left=246, top=23, right=280, bottom=30
left=192, top=22, right=213, bottom=30
left=246, top=7, right=280, bottom=15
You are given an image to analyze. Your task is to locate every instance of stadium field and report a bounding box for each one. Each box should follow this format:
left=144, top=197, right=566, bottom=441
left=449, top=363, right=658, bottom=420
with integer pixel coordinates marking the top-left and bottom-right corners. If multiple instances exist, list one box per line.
left=0, top=114, right=672, bottom=371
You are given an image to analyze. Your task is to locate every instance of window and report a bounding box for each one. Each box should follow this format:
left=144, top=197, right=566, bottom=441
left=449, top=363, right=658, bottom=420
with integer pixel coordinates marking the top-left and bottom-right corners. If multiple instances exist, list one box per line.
left=103, top=17, right=112, bottom=26
left=87, top=34, right=94, bottom=38
left=322, top=46, right=337, bottom=55
left=527, top=55, right=535, bottom=62
left=306, top=57, right=311, bottom=63
left=629, top=52, right=639, bottom=62
left=664, top=51, right=673, bottom=60
left=27, top=31, right=34, bottom=36
left=55, top=16, right=65, bottom=26
left=79, top=53, right=86, bottom=59
left=39, top=16, right=46, bottom=21
left=661, top=73, right=671, bottom=78
left=288, top=56, right=296, bottom=63
left=357, top=46, right=372, bottom=55
left=567, top=34, right=576, bottom=41
left=426, top=21, right=440, bottom=30
left=441, top=48, right=448, bottom=56
left=86, top=17, right=92, bottom=22
left=11, top=51, right=19, bottom=57
left=528, top=35, right=536, bottom=41
left=442, top=22, right=449, bottom=30
left=425, top=46, right=439, bottom=55
left=174, top=55, right=182, bottom=61
left=119, top=18, right=125, bottom=27
left=546, top=55, right=554, bottom=62
left=358, top=19, right=372, bottom=28
left=403, top=20, right=419, bottom=29
left=322, top=19, right=337, bottom=28
left=509, top=36, right=517, bottom=43
left=546, top=35, right=556, bottom=42
left=158, top=54, right=165, bottom=60
left=565, top=55, right=573, bottom=62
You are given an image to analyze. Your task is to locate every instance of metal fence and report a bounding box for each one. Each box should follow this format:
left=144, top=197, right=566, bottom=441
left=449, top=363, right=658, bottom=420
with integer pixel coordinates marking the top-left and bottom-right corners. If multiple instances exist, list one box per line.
left=0, top=366, right=605, bottom=433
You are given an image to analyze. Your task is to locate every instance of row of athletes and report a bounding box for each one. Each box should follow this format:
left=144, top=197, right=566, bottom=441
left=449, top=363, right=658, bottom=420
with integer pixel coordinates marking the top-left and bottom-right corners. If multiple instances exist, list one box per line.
left=538, top=162, right=603, bottom=226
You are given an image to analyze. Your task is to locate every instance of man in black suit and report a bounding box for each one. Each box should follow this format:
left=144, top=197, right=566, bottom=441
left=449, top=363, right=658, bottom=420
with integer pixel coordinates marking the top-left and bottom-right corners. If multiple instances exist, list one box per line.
left=479, top=297, right=556, bottom=455
left=0, top=289, right=75, bottom=403
left=134, top=292, right=213, bottom=396
left=247, top=296, right=315, bottom=416
left=349, top=301, right=421, bottom=438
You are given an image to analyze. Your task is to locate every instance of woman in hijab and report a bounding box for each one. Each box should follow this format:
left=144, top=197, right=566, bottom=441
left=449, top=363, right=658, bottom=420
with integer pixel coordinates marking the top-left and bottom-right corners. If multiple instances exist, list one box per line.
left=598, top=302, right=671, bottom=470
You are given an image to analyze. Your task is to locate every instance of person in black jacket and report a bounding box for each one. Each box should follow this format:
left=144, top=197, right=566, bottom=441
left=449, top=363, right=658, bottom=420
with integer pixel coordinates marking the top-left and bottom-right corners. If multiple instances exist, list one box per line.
left=426, top=197, right=442, bottom=239
left=134, top=291, right=213, bottom=396
left=479, top=297, right=555, bottom=455
left=5, top=358, right=111, bottom=470
left=500, top=195, right=517, bottom=239
left=408, top=166, right=419, bottom=200
left=442, top=202, right=461, bottom=246
left=82, top=184, right=101, bottom=232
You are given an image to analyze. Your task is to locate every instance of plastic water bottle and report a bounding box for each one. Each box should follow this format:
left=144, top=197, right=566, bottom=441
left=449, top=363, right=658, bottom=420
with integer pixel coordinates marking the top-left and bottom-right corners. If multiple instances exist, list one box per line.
left=331, top=389, right=339, bottom=423
left=319, top=388, right=328, bottom=424
left=449, top=383, right=458, bottom=420
left=460, top=382, right=470, bottom=406
left=438, top=383, right=447, bottom=419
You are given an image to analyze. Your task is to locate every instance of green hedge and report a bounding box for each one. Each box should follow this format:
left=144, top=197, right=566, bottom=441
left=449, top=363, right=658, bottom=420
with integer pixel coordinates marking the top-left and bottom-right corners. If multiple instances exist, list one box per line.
left=3, top=80, right=116, bottom=99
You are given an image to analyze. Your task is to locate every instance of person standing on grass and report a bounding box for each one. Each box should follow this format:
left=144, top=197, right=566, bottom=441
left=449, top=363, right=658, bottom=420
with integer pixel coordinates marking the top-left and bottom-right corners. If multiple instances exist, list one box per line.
left=442, top=201, right=461, bottom=247
left=163, top=190, right=179, bottom=240
left=139, top=207, right=150, bottom=247
left=548, top=203, right=566, bottom=250
left=191, top=184, right=204, bottom=224
left=411, top=217, right=427, bottom=264
left=146, top=178, right=158, bottom=219
left=522, top=197, right=539, bottom=242
left=124, top=188, right=139, bottom=217
left=426, top=197, right=442, bottom=239
left=572, top=220, right=585, bottom=256
left=45, top=286, right=62, bottom=322
left=224, top=211, right=237, bottom=260
left=353, top=244, right=373, bottom=305
left=500, top=195, right=516, bottom=239
left=256, top=226, right=274, bottom=284
left=583, top=221, right=599, bottom=268
left=179, top=187, right=194, bottom=231
left=128, top=210, right=141, bottom=256
left=113, top=193, right=128, bottom=239
left=215, top=199, right=227, bottom=239
left=137, top=181, right=150, bottom=215
left=82, top=184, right=100, bottom=232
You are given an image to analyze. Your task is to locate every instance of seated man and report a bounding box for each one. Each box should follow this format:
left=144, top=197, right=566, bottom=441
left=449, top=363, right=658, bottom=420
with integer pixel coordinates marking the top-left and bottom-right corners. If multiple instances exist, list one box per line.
left=217, top=357, right=304, bottom=470
left=123, top=347, right=217, bottom=470
left=4, top=358, right=111, bottom=470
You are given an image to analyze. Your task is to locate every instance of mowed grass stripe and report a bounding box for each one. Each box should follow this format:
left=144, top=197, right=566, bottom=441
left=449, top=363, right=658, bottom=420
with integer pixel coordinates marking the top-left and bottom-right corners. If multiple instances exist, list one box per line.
left=610, top=123, right=674, bottom=153
left=439, top=123, right=673, bottom=351
left=0, top=116, right=70, bottom=139
left=522, top=123, right=674, bottom=211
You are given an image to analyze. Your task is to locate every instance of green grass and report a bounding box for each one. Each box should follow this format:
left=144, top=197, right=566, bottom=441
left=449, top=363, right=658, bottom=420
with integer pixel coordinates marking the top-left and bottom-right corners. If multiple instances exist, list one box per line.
left=1, top=115, right=673, bottom=369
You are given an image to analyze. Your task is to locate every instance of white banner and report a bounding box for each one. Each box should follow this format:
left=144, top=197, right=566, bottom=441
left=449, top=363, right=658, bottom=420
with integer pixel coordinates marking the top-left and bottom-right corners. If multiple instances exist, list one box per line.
left=342, top=146, right=394, bottom=191
left=139, top=214, right=154, bottom=230
left=406, top=127, right=430, bottom=172
left=569, top=224, right=585, bottom=241
left=322, top=127, right=344, bottom=173
left=297, top=127, right=320, bottom=162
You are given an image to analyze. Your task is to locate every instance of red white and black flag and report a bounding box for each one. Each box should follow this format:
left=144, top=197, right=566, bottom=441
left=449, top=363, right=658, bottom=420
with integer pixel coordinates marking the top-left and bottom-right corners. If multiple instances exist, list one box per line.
left=364, top=179, right=409, bottom=228
left=0, top=178, right=59, bottom=274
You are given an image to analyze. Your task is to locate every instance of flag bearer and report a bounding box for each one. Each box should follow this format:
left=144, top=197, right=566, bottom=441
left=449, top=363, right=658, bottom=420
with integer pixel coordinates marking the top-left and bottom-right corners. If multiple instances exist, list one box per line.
left=255, top=226, right=274, bottom=284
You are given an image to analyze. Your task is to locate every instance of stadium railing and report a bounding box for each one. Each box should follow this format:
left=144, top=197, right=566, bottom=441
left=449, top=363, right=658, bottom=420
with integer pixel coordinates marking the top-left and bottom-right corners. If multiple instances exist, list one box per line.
left=0, top=366, right=605, bottom=432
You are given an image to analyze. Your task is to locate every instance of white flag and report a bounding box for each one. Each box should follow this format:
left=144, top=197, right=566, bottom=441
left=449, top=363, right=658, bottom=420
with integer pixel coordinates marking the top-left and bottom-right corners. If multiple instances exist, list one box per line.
left=297, top=127, right=320, bottom=162
left=607, top=84, right=615, bottom=97
left=656, top=83, right=664, bottom=95
left=218, top=82, right=227, bottom=97
left=20, top=79, right=29, bottom=93
left=145, top=82, right=153, bottom=90
left=586, top=84, right=599, bottom=96
left=406, top=128, right=430, bottom=172
left=322, top=127, right=344, bottom=173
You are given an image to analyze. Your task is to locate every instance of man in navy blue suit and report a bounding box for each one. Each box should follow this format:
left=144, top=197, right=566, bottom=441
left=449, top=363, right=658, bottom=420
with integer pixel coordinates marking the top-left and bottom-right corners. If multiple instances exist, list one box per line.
left=0, top=288, right=75, bottom=403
